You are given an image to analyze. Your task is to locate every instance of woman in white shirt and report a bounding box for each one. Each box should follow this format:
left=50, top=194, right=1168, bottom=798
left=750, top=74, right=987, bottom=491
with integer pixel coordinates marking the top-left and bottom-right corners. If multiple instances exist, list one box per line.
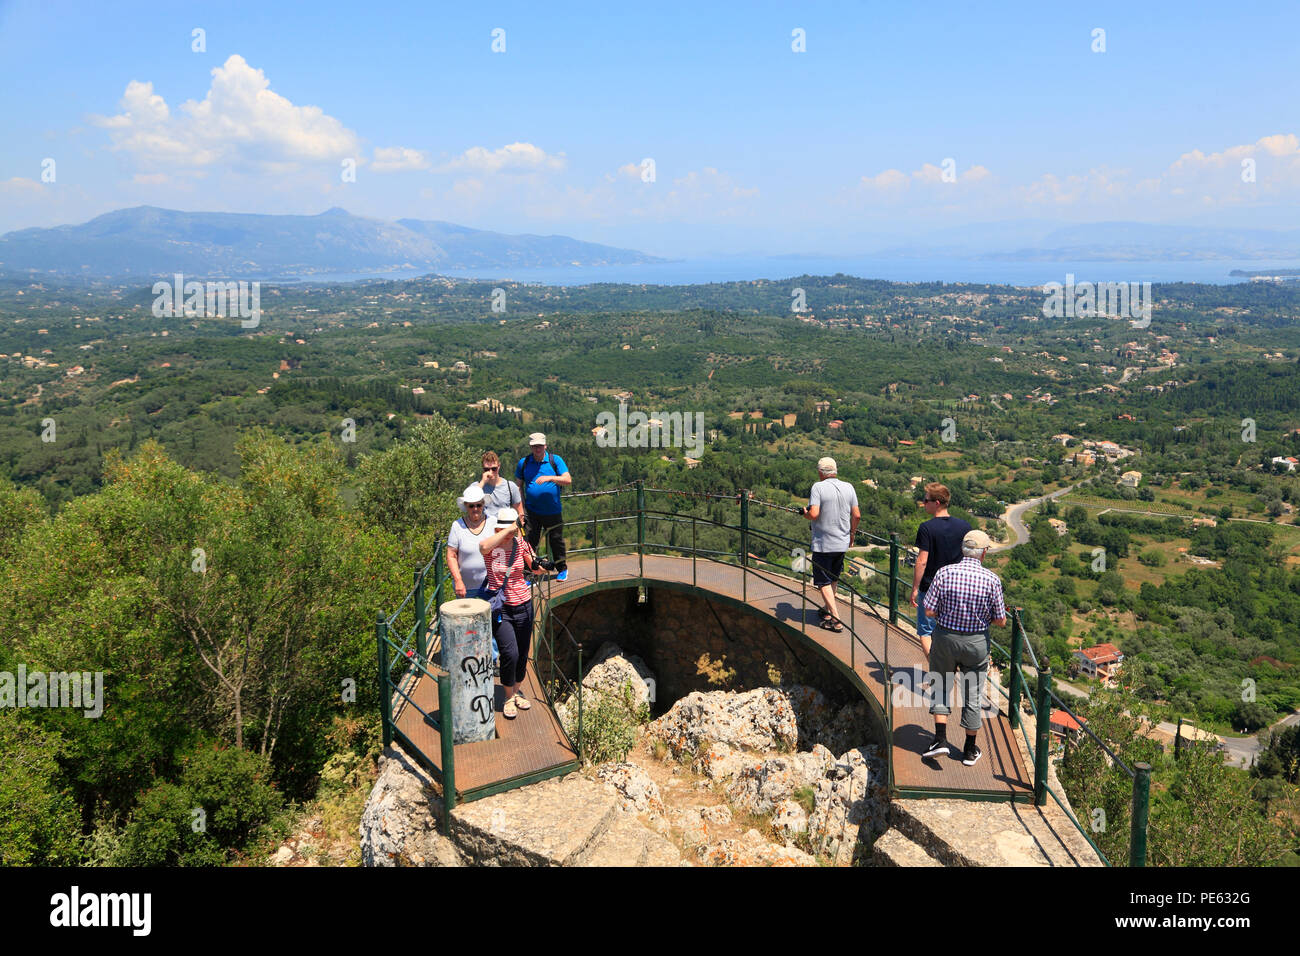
left=447, top=485, right=490, bottom=598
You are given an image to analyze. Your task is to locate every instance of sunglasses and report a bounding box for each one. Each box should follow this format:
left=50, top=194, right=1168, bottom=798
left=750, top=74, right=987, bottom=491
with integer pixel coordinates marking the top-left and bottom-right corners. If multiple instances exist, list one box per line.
left=466, top=503, right=484, bottom=508
left=484, top=466, right=499, bottom=471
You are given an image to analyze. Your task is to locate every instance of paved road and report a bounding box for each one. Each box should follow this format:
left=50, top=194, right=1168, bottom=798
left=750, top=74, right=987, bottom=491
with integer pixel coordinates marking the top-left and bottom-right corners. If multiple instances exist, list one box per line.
left=990, top=484, right=1076, bottom=552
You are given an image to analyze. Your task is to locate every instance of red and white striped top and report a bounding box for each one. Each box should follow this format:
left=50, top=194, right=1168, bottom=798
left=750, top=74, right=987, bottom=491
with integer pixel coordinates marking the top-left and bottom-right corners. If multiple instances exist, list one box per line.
left=484, top=537, right=536, bottom=606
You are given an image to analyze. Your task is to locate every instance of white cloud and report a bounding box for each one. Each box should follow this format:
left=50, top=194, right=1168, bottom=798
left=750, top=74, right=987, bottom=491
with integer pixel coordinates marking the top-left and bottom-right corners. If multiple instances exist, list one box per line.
left=371, top=146, right=430, bottom=172
left=861, top=162, right=993, bottom=190
left=90, top=55, right=361, bottom=171
left=0, top=177, right=45, bottom=196
left=436, top=142, right=566, bottom=174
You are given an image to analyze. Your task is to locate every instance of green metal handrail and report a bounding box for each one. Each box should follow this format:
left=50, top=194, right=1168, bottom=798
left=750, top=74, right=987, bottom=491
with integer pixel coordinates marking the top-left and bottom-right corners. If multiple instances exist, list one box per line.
left=375, top=544, right=458, bottom=833
left=990, top=607, right=1150, bottom=866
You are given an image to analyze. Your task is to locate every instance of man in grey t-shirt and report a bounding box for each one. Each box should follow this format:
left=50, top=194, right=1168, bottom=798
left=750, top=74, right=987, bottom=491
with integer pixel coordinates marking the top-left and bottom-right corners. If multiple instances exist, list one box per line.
left=465, top=451, right=521, bottom=522
left=799, top=457, right=860, bottom=632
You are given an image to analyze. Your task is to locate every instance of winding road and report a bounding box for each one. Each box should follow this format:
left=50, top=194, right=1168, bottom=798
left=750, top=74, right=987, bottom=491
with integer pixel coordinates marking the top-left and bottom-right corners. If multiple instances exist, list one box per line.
left=989, top=484, right=1076, bottom=552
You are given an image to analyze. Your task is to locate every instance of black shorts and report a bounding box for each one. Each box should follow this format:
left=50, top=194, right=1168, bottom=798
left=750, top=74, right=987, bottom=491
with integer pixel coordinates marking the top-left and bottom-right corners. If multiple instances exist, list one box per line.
left=812, top=551, right=845, bottom=587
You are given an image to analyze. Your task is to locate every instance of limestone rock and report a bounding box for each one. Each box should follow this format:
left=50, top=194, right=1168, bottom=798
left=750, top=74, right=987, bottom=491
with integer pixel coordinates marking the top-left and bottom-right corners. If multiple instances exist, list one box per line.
left=668, top=807, right=707, bottom=845
left=573, top=811, right=683, bottom=867
left=772, top=800, right=809, bottom=843
left=871, top=828, right=941, bottom=867
left=807, top=746, right=888, bottom=866
left=649, top=687, right=799, bottom=759
left=782, top=685, right=875, bottom=757
left=583, top=642, right=656, bottom=711
left=359, top=746, right=464, bottom=867
left=692, top=741, right=761, bottom=782
left=695, top=837, right=817, bottom=867
left=596, top=762, right=665, bottom=817
left=453, top=774, right=620, bottom=866
left=724, top=744, right=835, bottom=815
left=699, top=804, right=732, bottom=825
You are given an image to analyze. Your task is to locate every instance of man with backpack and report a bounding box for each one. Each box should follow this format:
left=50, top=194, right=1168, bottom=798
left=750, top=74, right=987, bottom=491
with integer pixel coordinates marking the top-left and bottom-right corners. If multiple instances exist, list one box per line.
left=516, top=433, right=572, bottom=581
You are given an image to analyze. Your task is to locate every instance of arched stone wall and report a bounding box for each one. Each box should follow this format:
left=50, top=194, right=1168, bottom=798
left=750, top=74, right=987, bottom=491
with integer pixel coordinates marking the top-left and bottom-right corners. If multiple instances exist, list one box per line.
left=542, top=583, right=887, bottom=746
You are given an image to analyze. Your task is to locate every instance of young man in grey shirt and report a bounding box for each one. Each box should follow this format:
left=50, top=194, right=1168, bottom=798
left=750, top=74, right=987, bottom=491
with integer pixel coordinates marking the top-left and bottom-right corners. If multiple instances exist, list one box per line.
left=799, top=457, right=860, bottom=632
left=464, top=451, right=521, bottom=522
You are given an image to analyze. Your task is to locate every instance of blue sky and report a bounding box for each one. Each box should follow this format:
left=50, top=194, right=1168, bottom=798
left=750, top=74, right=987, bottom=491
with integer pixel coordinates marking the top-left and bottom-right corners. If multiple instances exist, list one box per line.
left=2, top=0, right=1298, bottom=255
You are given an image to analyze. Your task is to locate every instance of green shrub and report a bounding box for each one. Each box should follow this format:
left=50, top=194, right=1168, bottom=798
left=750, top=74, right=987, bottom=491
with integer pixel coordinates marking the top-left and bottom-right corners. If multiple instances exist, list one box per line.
left=0, top=716, right=84, bottom=865
left=179, top=744, right=284, bottom=848
left=114, top=782, right=226, bottom=867
left=564, top=680, right=650, bottom=765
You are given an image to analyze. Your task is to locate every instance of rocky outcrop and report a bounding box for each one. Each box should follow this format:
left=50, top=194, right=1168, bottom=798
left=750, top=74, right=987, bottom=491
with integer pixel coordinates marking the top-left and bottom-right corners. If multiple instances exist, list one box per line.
left=695, top=829, right=817, bottom=867
left=360, top=747, right=464, bottom=867
left=596, top=762, right=665, bottom=817
left=556, top=643, right=656, bottom=732
left=724, top=745, right=835, bottom=814
left=807, top=746, right=889, bottom=866
left=359, top=746, right=680, bottom=867
left=782, top=685, right=871, bottom=755
left=871, top=828, right=942, bottom=867
left=771, top=800, right=809, bottom=842
left=583, top=642, right=656, bottom=709
left=649, top=687, right=799, bottom=758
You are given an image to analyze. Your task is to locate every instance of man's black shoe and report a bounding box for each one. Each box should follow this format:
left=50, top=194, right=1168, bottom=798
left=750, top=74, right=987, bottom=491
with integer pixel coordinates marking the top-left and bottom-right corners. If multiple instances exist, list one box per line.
left=962, top=741, right=983, bottom=766
left=922, top=735, right=950, bottom=758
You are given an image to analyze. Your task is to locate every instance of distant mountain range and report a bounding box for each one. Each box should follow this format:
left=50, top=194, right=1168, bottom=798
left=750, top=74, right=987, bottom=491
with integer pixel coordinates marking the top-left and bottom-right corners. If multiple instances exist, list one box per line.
left=0, top=206, right=664, bottom=278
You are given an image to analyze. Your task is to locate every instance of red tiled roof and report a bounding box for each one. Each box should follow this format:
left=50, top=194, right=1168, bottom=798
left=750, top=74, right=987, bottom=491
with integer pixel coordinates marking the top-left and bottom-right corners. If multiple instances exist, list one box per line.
left=1051, top=709, right=1085, bottom=731
left=1076, top=643, right=1123, bottom=663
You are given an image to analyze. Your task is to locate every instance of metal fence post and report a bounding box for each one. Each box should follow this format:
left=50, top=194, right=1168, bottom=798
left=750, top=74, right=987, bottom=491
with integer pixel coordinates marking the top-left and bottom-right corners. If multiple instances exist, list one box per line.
left=889, top=533, right=900, bottom=626
left=692, top=515, right=697, bottom=587
left=576, top=644, right=584, bottom=762
left=1129, top=762, right=1151, bottom=867
left=376, top=614, right=392, bottom=748
left=414, top=569, right=427, bottom=665
left=740, top=491, right=750, bottom=602
left=637, top=480, right=645, bottom=577
left=437, top=673, right=455, bottom=835
left=593, top=514, right=599, bottom=582
left=1008, top=609, right=1024, bottom=729
left=1034, top=667, right=1053, bottom=807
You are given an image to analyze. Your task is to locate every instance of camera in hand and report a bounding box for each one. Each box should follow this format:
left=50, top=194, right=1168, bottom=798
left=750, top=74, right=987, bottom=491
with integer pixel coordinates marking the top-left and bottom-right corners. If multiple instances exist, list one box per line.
left=796, top=505, right=807, bottom=516
left=535, top=556, right=556, bottom=572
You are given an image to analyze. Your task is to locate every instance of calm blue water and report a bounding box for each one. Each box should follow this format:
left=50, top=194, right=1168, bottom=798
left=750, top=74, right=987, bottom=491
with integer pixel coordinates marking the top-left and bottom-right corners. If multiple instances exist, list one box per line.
left=280, top=257, right=1300, bottom=288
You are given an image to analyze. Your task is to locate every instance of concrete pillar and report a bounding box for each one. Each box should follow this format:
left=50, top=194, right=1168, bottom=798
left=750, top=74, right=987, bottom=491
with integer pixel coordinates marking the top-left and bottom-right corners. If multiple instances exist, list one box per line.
left=439, top=597, right=496, bottom=743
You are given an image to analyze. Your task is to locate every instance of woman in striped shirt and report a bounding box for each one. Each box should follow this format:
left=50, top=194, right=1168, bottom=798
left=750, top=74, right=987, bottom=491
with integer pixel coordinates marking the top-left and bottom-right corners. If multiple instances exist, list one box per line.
left=479, top=507, right=551, bottom=719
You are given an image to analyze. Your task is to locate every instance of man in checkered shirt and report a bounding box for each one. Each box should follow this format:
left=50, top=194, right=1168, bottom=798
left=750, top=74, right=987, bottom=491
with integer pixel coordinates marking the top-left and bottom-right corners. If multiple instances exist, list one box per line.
left=920, top=529, right=1007, bottom=767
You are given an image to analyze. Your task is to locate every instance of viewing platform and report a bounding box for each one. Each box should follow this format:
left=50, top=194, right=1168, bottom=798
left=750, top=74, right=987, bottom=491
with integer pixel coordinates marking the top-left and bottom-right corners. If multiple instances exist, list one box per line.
left=375, top=482, right=1141, bottom=864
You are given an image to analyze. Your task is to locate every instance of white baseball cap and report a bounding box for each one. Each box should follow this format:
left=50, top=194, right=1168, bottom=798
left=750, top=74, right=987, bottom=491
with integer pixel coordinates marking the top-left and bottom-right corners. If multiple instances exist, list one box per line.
left=817, top=457, right=837, bottom=474
left=528, top=432, right=547, bottom=445
left=458, top=484, right=486, bottom=512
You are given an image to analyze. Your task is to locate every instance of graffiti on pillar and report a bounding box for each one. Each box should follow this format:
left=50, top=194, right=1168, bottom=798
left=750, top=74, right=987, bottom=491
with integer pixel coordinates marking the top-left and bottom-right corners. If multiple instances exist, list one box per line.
left=471, top=694, right=493, bottom=724
left=461, top=653, right=493, bottom=688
